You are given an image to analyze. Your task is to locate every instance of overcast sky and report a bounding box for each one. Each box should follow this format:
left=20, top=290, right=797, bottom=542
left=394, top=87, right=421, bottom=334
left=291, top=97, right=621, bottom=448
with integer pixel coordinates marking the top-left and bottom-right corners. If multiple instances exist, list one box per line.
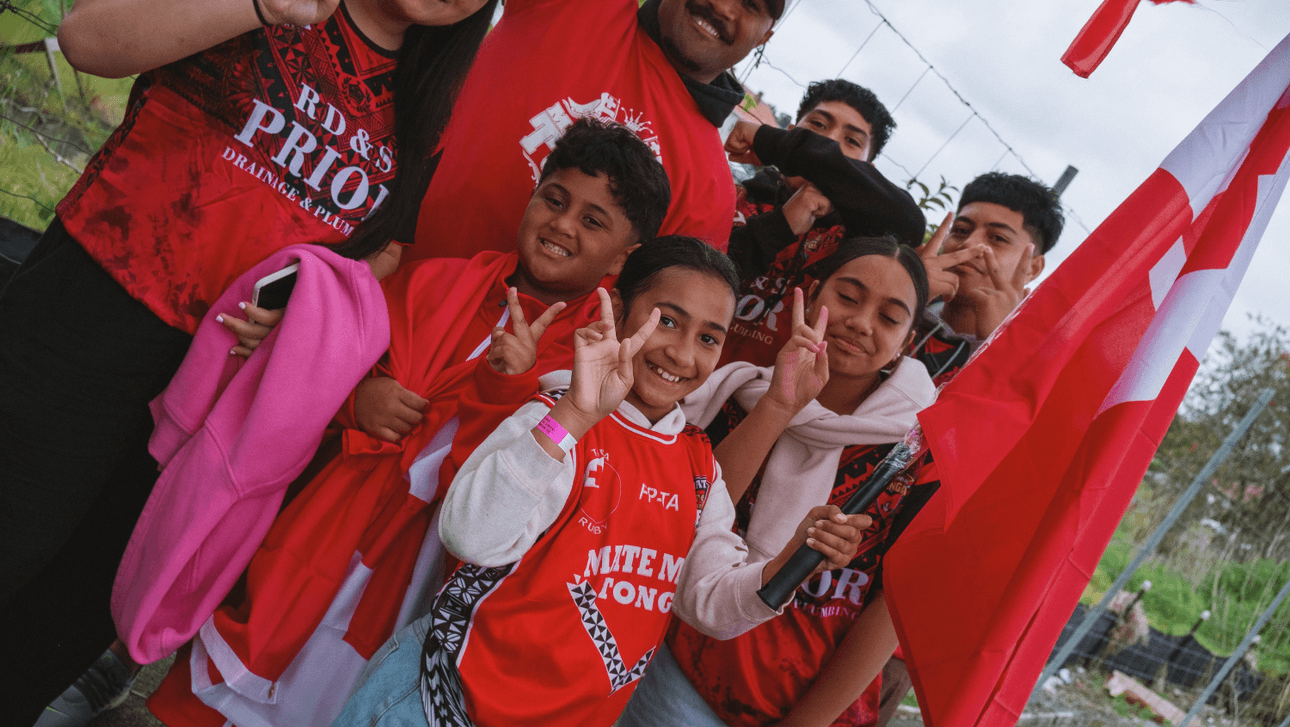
left=734, top=0, right=1290, bottom=347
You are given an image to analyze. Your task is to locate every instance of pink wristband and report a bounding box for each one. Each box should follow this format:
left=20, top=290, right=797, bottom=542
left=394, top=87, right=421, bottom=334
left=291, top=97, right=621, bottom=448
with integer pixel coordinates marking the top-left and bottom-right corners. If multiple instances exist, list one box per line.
left=536, top=414, right=577, bottom=453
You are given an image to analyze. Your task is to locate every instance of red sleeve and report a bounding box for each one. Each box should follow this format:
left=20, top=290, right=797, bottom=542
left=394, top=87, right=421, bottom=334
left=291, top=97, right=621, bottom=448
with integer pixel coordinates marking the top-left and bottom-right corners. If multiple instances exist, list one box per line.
left=434, top=356, right=542, bottom=502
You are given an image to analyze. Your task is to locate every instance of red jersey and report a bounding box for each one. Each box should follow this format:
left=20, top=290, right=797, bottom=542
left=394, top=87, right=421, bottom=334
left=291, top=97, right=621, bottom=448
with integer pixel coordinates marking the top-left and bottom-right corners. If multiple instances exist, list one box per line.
left=57, top=6, right=398, bottom=333
left=721, top=187, right=849, bottom=367
left=411, top=0, right=735, bottom=260
left=667, top=401, right=940, bottom=727
left=427, top=393, right=716, bottom=727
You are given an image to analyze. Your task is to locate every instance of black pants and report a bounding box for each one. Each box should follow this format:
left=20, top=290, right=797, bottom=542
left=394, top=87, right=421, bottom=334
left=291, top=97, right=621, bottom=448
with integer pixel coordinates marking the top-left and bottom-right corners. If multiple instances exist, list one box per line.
left=0, top=219, right=192, bottom=723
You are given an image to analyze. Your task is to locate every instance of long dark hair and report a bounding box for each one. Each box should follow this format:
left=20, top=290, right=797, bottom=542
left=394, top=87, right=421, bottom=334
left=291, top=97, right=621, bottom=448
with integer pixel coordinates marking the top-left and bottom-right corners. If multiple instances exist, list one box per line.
left=333, top=1, right=499, bottom=260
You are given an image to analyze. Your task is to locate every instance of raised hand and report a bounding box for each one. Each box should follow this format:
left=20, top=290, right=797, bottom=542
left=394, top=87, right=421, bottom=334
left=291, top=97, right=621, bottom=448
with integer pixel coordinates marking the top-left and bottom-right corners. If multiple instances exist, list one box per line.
left=487, top=288, right=567, bottom=375
left=762, top=504, right=873, bottom=587
left=724, top=119, right=763, bottom=166
left=959, top=242, right=1034, bottom=339
left=353, top=376, right=428, bottom=442
left=766, top=287, right=829, bottom=415
left=259, top=0, right=342, bottom=26
left=217, top=302, right=284, bottom=358
left=781, top=182, right=834, bottom=236
left=563, top=288, right=659, bottom=427
left=916, top=211, right=986, bottom=304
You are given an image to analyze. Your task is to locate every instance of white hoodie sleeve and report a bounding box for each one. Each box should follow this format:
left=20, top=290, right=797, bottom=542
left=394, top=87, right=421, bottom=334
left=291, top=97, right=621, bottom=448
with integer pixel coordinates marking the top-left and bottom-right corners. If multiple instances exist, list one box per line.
left=670, top=463, right=781, bottom=640
left=438, top=400, right=575, bottom=567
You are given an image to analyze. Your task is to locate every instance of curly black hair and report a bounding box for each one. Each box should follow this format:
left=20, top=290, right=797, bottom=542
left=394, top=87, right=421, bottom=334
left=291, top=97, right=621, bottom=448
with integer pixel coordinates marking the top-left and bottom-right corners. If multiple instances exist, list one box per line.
left=539, top=118, right=672, bottom=241
left=958, top=172, right=1065, bottom=254
left=796, top=79, right=895, bottom=160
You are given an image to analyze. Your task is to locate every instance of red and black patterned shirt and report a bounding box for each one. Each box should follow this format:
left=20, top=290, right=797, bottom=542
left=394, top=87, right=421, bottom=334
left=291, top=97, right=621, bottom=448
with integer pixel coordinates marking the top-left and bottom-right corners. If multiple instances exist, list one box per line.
left=666, top=399, right=940, bottom=727
left=58, top=4, right=398, bottom=333
left=720, top=184, right=850, bottom=368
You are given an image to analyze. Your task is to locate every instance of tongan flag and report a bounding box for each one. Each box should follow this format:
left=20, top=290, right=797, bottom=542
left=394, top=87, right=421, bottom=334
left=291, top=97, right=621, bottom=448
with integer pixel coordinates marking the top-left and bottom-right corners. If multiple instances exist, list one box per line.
left=885, top=32, right=1290, bottom=727
left=1062, top=0, right=1194, bottom=78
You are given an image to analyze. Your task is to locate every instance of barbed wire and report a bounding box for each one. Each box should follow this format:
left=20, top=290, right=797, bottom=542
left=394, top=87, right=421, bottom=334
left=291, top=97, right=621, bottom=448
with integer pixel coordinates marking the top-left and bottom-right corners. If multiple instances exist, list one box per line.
left=0, top=111, right=93, bottom=156
left=851, top=0, right=1042, bottom=181
left=746, top=0, right=1103, bottom=240
left=0, top=0, right=59, bottom=36
left=0, top=186, right=55, bottom=213
left=757, top=56, right=805, bottom=91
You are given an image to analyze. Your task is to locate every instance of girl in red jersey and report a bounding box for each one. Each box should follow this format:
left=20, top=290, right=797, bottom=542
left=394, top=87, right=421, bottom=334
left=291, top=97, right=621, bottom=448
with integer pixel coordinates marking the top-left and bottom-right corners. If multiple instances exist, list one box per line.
left=331, top=236, right=870, bottom=727
left=8, top=1, right=497, bottom=723
left=617, top=236, right=938, bottom=727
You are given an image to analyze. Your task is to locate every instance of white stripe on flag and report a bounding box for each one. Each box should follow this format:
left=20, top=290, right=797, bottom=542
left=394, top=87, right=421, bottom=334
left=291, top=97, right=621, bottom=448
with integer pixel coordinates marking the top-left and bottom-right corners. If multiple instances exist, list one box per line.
left=1100, top=148, right=1290, bottom=413
left=1160, top=34, right=1290, bottom=217
left=1148, top=237, right=1187, bottom=310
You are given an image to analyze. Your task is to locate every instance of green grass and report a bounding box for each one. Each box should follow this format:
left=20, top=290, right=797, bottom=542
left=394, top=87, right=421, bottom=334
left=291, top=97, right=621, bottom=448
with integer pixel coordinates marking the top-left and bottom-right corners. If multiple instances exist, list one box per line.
left=2, top=2, right=134, bottom=230
left=1082, top=530, right=1290, bottom=677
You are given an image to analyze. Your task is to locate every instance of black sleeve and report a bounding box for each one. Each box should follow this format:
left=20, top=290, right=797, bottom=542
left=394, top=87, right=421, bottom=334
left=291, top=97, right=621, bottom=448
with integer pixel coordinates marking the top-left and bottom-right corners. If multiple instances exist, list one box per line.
left=752, top=125, right=927, bottom=246
left=725, top=207, right=798, bottom=281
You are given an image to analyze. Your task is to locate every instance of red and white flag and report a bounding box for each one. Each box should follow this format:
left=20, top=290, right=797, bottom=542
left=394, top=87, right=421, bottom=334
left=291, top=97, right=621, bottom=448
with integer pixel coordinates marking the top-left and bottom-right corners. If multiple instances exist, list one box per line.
left=1063, top=0, right=1195, bottom=78
left=885, top=31, right=1290, bottom=727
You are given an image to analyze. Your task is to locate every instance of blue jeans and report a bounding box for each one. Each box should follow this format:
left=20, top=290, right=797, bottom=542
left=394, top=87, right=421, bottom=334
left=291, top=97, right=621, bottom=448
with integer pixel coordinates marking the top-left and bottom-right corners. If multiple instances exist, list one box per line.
left=617, top=643, right=729, bottom=727
left=333, top=613, right=433, bottom=727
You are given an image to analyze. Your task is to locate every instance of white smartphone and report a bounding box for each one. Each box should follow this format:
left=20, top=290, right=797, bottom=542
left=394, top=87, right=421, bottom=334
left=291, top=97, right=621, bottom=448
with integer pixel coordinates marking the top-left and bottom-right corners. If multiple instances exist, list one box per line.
left=251, top=263, right=299, bottom=310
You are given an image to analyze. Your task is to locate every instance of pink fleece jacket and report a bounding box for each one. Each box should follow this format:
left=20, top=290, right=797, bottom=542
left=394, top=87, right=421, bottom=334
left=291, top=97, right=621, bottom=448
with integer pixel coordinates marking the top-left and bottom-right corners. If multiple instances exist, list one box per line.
left=113, top=244, right=390, bottom=665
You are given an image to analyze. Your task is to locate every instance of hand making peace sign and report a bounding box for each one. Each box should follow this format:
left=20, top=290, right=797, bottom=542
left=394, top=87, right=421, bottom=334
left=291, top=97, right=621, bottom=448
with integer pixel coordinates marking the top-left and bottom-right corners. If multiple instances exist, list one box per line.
left=486, top=288, right=567, bottom=376
left=766, top=287, right=830, bottom=415
left=958, top=241, right=1035, bottom=339
left=915, top=211, right=988, bottom=303
left=564, top=288, right=660, bottom=425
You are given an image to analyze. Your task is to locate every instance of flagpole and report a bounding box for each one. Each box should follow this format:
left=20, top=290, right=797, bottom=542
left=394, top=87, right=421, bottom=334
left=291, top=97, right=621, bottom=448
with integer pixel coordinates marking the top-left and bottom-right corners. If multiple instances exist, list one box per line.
left=1030, top=388, right=1275, bottom=698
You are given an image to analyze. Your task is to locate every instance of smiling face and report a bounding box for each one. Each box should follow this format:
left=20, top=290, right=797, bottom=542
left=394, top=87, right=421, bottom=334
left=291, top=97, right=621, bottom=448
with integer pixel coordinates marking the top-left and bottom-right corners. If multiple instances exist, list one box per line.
left=942, top=201, right=1043, bottom=291
left=514, top=168, right=640, bottom=305
left=617, top=267, right=736, bottom=422
left=656, top=0, right=775, bottom=84
left=811, top=254, right=918, bottom=386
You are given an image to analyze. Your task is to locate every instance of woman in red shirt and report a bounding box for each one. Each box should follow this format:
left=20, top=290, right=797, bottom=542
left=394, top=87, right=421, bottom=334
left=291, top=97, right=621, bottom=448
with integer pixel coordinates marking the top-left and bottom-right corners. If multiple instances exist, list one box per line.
left=4, top=1, right=495, bottom=723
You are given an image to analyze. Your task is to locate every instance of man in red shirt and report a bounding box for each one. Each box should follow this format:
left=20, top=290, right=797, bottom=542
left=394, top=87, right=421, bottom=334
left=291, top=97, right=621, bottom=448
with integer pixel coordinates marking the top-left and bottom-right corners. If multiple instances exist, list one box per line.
left=409, top=0, right=784, bottom=259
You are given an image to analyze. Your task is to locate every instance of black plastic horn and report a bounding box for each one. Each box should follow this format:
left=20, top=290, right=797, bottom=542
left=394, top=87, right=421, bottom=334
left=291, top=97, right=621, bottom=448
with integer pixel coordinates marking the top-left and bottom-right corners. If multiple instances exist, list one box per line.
left=756, top=441, right=915, bottom=610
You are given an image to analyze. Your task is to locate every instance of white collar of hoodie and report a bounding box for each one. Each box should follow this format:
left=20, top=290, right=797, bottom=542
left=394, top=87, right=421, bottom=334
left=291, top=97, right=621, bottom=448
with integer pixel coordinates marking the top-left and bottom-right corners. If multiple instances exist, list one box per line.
left=680, top=357, right=936, bottom=561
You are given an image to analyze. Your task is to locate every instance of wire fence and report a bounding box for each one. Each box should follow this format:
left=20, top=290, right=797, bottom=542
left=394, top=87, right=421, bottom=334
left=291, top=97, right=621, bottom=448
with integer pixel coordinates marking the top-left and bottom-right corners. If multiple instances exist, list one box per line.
left=1017, top=372, right=1290, bottom=727
left=1, top=0, right=133, bottom=230
left=735, top=0, right=1097, bottom=239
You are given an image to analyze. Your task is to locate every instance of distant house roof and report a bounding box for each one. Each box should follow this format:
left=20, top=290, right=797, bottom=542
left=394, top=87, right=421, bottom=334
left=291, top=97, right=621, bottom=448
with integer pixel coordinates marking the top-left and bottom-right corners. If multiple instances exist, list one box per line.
left=735, top=85, right=785, bottom=128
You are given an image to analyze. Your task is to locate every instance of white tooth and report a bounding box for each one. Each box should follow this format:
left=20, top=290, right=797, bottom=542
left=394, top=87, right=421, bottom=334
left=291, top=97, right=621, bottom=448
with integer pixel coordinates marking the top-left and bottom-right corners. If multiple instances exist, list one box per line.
left=541, top=240, right=571, bottom=257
